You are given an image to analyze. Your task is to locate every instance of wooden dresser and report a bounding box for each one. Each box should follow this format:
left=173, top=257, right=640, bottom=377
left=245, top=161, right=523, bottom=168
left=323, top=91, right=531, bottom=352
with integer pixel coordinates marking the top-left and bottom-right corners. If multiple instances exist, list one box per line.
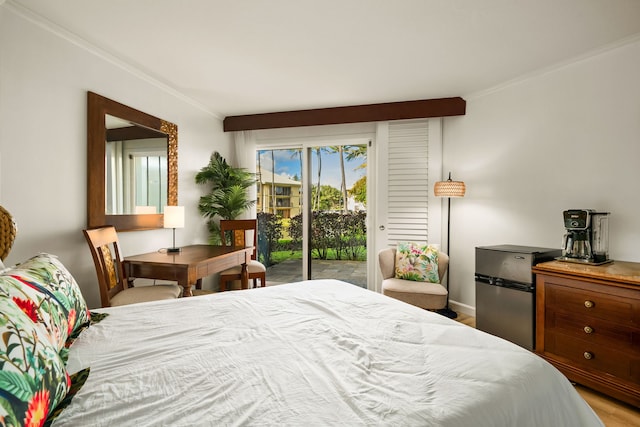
left=533, top=260, right=640, bottom=407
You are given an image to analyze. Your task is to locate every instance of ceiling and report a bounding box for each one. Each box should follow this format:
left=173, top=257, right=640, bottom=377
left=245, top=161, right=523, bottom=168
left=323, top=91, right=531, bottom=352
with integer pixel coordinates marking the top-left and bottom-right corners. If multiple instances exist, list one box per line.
left=10, top=0, right=640, bottom=118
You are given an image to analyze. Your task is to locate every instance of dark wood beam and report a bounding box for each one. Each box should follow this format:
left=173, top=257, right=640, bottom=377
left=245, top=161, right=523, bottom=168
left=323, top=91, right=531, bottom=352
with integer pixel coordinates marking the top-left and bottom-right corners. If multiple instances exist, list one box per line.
left=223, top=97, right=466, bottom=132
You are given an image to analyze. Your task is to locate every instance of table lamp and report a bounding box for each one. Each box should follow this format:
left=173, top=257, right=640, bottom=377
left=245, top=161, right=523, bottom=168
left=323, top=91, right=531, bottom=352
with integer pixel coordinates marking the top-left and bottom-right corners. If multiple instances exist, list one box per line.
left=164, top=206, right=184, bottom=253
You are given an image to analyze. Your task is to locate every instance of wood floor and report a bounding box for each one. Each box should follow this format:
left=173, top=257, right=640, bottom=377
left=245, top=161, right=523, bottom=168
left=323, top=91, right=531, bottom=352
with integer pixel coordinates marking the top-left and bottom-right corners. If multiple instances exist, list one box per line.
left=455, top=312, right=640, bottom=426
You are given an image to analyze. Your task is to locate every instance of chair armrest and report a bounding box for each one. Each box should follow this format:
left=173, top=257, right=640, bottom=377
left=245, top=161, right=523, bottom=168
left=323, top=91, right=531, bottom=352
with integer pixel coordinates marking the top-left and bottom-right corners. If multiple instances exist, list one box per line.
left=437, top=252, right=449, bottom=283
left=378, top=247, right=396, bottom=280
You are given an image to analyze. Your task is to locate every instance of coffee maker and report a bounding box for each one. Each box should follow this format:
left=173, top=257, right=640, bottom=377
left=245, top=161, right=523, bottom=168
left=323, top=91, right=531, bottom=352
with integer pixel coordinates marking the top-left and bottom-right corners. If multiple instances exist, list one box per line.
left=558, top=209, right=611, bottom=265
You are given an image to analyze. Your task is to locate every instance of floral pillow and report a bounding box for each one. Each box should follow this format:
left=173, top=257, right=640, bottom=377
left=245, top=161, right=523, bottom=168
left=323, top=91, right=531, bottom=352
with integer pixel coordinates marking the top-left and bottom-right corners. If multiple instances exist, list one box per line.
left=0, top=274, right=71, bottom=355
left=394, top=242, right=440, bottom=283
left=0, top=293, right=70, bottom=427
left=0, top=253, right=90, bottom=350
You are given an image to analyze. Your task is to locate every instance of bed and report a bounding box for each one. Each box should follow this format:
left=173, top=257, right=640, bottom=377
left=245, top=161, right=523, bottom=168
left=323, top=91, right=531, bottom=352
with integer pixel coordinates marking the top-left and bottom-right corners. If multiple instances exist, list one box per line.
left=1, top=252, right=602, bottom=426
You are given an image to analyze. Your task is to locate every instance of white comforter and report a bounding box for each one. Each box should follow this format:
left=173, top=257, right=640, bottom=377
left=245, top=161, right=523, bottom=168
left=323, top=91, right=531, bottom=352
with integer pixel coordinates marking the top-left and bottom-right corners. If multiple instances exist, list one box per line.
left=57, top=279, right=602, bottom=426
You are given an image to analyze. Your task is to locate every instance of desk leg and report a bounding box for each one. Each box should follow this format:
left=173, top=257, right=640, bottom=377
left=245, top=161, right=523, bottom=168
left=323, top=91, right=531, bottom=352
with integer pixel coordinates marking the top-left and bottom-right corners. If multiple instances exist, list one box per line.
left=240, top=263, right=249, bottom=290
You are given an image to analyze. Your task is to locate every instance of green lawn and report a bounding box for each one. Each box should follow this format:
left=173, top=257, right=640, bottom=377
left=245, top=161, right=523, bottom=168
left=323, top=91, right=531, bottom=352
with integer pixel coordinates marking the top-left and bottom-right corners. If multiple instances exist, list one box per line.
left=269, top=247, right=367, bottom=263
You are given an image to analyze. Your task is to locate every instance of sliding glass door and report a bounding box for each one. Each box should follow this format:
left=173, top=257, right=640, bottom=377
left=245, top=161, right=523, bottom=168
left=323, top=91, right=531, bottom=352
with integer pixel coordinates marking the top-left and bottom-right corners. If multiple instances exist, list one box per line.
left=256, top=142, right=368, bottom=287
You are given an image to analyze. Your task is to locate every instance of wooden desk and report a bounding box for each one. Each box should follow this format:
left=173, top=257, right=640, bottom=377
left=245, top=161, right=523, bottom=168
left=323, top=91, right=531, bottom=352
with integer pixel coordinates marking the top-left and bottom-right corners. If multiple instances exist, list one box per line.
left=123, top=244, right=253, bottom=297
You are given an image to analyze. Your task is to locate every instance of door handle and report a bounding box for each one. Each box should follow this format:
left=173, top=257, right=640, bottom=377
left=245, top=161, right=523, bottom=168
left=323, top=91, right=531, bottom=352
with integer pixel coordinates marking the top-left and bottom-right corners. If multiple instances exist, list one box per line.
left=379, top=225, right=385, bottom=230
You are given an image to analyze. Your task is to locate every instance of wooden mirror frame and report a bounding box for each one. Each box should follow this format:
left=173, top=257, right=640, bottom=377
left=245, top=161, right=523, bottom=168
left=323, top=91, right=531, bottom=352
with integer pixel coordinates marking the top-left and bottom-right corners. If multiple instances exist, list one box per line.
left=87, top=91, right=178, bottom=231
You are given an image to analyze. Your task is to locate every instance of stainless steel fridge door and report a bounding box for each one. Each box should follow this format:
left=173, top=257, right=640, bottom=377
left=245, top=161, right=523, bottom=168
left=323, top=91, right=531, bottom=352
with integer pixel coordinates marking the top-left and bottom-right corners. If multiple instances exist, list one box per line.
left=475, top=280, right=534, bottom=350
left=475, top=249, right=536, bottom=284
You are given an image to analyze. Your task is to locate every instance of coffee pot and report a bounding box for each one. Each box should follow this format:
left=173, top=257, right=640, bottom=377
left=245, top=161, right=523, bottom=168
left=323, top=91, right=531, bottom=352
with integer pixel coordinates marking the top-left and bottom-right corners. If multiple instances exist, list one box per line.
left=559, top=209, right=611, bottom=265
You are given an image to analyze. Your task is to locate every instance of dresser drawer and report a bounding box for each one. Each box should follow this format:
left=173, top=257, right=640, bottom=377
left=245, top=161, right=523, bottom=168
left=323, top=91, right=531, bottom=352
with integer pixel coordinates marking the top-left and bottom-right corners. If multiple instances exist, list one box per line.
left=545, top=309, right=640, bottom=353
left=545, top=280, right=640, bottom=325
left=545, top=331, right=640, bottom=383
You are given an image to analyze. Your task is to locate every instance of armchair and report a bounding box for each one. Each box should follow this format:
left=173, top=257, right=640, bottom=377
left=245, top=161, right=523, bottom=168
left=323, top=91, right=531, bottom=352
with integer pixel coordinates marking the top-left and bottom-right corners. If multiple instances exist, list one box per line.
left=378, top=247, right=449, bottom=310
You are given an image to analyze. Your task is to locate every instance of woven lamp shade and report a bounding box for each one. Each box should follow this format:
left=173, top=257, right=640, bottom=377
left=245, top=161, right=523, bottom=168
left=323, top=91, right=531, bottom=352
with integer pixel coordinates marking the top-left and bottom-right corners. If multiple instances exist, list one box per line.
left=434, top=179, right=466, bottom=198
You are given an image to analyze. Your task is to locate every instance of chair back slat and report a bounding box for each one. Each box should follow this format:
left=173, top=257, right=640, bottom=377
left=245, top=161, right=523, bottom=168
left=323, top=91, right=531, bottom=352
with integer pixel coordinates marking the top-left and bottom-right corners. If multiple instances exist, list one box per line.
left=98, top=244, right=120, bottom=290
left=220, top=219, right=257, bottom=260
left=232, top=229, right=246, bottom=247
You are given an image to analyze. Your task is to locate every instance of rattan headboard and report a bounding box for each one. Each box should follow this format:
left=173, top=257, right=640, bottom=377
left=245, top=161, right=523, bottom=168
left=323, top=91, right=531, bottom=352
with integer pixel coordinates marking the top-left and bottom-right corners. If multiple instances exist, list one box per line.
left=0, top=205, right=17, bottom=261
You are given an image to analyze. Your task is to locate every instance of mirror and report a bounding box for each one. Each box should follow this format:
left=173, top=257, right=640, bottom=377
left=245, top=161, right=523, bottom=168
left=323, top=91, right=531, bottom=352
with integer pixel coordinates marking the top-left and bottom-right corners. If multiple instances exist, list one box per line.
left=87, top=91, right=178, bottom=231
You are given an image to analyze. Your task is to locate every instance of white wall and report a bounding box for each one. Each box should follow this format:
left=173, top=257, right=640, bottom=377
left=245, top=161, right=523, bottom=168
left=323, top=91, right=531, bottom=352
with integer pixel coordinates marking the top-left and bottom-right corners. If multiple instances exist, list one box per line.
left=0, top=5, right=231, bottom=308
left=443, top=37, right=640, bottom=312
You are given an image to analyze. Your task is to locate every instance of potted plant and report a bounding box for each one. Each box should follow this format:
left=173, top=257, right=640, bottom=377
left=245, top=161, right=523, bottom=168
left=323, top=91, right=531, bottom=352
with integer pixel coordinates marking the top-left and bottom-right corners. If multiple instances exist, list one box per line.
left=195, top=151, right=256, bottom=244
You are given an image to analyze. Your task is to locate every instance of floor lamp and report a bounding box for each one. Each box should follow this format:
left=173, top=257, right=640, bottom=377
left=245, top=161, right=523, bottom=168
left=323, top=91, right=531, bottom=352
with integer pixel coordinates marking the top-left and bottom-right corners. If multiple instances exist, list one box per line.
left=434, top=172, right=466, bottom=319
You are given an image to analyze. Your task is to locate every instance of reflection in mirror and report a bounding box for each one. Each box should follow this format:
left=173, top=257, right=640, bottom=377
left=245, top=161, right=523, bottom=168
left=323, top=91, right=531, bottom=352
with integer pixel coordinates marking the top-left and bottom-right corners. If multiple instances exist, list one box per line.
left=105, top=114, right=168, bottom=215
left=87, top=91, right=178, bottom=231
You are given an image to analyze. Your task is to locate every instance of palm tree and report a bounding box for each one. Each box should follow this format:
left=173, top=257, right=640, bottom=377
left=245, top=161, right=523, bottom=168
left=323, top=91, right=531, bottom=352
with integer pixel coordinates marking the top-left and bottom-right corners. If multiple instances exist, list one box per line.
left=329, top=145, right=367, bottom=212
left=195, top=152, right=256, bottom=244
left=288, top=148, right=303, bottom=211
left=330, top=146, right=348, bottom=212
left=344, top=145, right=368, bottom=208
left=271, top=149, right=276, bottom=214
left=257, top=151, right=263, bottom=212
left=345, top=145, right=367, bottom=167
left=314, top=147, right=323, bottom=210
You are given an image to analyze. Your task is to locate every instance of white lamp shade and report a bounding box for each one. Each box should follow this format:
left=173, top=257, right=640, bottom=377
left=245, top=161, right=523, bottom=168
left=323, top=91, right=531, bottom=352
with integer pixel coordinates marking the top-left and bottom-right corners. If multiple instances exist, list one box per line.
left=163, top=206, right=185, bottom=229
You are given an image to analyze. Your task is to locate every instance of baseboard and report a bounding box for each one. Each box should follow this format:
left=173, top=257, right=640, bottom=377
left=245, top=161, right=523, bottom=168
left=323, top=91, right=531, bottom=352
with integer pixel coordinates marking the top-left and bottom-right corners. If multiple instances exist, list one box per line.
left=450, top=300, right=475, bottom=318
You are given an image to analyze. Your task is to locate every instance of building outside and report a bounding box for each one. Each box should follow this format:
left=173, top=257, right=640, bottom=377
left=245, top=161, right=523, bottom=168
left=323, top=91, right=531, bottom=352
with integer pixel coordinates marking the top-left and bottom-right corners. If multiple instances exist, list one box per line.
left=256, top=167, right=302, bottom=218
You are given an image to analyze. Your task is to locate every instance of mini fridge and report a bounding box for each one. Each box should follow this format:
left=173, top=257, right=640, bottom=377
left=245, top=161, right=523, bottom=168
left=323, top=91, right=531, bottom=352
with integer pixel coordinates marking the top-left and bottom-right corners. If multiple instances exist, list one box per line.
left=475, top=245, right=561, bottom=350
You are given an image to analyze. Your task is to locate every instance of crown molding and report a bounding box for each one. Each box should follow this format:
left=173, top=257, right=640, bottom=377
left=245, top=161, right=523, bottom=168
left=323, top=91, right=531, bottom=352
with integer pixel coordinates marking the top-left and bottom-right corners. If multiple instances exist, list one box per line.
left=467, top=32, right=640, bottom=101
left=4, top=0, right=220, bottom=119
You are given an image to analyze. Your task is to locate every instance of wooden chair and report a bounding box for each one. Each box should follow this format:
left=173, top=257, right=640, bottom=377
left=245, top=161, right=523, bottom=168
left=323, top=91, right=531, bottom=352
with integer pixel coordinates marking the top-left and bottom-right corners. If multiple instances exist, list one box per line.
left=218, top=219, right=266, bottom=291
left=83, top=226, right=182, bottom=307
left=378, top=247, right=449, bottom=310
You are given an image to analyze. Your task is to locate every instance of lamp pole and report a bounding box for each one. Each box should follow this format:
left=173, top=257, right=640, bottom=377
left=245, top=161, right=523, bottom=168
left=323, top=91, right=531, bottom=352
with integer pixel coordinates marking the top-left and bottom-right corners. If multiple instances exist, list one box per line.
left=438, top=194, right=457, bottom=319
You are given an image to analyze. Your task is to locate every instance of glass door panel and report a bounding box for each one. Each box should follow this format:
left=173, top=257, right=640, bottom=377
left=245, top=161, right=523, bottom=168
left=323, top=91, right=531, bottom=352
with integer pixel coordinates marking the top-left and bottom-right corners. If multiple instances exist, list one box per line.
left=309, top=145, right=367, bottom=287
left=257, top=143, right=367, bottom=288
left=256, top=149, right=304, bottom=283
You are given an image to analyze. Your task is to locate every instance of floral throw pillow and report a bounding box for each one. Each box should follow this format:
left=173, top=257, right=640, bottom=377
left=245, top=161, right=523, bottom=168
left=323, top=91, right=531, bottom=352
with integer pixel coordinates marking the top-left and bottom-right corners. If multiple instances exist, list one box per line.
left=0, top=274, right=71, bottom=355
left=0, top=293, right=70, bottom=427
left=394, top=242, right=440, bottom=283
left=2, top=254, right=90, bottom=345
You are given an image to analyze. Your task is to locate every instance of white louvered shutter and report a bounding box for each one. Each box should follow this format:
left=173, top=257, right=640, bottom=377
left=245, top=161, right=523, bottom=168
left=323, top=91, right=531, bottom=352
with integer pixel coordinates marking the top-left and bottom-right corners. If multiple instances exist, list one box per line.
left=386, top=120, right=429, bottom=245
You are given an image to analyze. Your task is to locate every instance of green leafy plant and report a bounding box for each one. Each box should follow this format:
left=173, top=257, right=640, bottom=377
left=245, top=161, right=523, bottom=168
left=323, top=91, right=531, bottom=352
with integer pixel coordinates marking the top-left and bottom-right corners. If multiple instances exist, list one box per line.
left=289, top=211, right=366, bottom=261
left=195, top=152, right=256, bottom=244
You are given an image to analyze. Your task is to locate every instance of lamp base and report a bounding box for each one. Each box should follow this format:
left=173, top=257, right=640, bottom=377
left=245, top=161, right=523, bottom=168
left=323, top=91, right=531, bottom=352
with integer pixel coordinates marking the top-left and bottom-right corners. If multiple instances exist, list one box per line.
left=436, top=307, right=458, bottom=319
left=167, top=247, right=182, bottom=253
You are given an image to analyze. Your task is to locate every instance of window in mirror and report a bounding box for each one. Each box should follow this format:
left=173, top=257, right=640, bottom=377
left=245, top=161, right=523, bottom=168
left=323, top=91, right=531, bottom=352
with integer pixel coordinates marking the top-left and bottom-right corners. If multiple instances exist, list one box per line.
left=105, top=114, right=168, bottom=215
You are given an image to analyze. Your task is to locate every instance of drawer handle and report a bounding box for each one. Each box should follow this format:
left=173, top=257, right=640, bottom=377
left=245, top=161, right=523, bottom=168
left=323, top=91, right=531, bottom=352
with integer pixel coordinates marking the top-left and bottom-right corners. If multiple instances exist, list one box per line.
left=583, top=352, right=594, bottom=360
left=584, top=300, right=594, bottom=308
left=583, top=326, right=594, bottom=334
